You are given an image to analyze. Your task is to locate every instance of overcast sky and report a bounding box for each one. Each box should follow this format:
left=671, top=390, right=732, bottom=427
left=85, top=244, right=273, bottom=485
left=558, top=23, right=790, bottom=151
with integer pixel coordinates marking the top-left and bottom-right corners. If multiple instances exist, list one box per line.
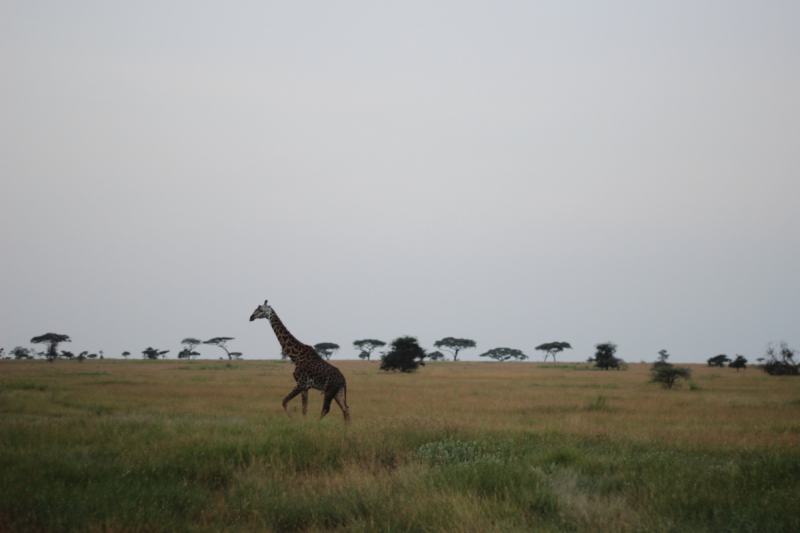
left=2, top=1, right=798, bottom=363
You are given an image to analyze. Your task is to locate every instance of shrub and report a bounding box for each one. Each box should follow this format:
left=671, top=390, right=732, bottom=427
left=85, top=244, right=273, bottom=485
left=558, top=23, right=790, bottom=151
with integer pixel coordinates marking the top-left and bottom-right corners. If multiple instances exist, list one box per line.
left=592, top=342, right=622, bottom=370
left=380, top=336, right=426, bottom=373
left=762, top=342, right=798, bottom=376
left=414, top=439, right=490, bottom=467
left=729, top=355, right=747, bottom=371
left=650, top=365, right=692, bottom=389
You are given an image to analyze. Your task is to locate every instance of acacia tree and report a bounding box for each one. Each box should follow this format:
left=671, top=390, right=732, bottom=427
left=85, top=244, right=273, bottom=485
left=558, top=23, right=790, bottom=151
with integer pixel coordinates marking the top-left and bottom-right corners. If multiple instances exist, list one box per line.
left=433, top=337, right=476, bottom=361
left=122, top=351, right=130, bottom=359
left=179, top=338, right=202, bottom=360
left=353, top=339, right=386, bottom=361
left=380, top=336, right=426, bottom=373
left=11, top=347, right=33, bottom=359
left=535, top=342, right=572, bottom=362
left=730, top=355, right=748, bottom=371
left=653, top=349, right=671, bottom=368
left=30, top=333, right=71, bottom=363
left=480, top=347, right=528, bottom=362
left=203, top=337, right=241, bottom=360
left=314, top=343, right=340, bottom=360
left=707, top=354, right=730, bottom=367
left=427, top=350, right=446, bottom=361
left=650, top=366, right=692, bottom=389
left=142, top=347, right=169, bottom=360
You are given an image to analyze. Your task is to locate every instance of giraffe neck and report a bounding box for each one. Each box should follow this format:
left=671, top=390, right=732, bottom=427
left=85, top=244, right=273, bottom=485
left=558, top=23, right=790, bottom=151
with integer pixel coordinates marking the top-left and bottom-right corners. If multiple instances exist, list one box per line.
left=268, top=310, right=309, bottom=361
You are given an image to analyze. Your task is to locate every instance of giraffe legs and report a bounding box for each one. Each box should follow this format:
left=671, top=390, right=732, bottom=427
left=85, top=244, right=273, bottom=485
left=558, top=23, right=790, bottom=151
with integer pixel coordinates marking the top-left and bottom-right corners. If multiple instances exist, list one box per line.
left=333, top=388, right=350, bottom=422
left=301, top=389, right=309, bottom=417
left=281, top=386, right=305, bottom=419
left=321, top=387, right=350, bottom=422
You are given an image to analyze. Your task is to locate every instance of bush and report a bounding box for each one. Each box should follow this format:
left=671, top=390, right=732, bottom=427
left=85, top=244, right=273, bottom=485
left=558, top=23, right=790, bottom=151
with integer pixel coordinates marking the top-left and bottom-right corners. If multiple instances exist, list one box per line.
left=380, top=336, right=426, bottom=373
left=729, top=355, right=747, bottom=371
left=650, top=365, right=692, bottom=389
left=592, top=342, right=623, bottom=370
left=762, top=342, right=798, bottom=376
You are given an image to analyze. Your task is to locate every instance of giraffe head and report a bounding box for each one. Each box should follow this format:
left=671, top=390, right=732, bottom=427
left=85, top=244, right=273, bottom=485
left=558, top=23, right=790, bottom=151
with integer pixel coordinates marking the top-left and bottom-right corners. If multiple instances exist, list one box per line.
left=249, top=300, right=274, bottom=321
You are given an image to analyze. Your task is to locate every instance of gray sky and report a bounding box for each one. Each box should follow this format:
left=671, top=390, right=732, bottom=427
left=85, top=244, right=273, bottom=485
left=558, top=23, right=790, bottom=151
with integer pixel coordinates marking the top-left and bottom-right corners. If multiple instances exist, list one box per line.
left=2, top=1, right=798, bottom=363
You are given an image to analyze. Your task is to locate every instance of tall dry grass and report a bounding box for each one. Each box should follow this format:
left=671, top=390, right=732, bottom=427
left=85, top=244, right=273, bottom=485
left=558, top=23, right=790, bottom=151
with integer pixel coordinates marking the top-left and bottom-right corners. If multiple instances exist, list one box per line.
left=2, top=358, right=799, bottom=532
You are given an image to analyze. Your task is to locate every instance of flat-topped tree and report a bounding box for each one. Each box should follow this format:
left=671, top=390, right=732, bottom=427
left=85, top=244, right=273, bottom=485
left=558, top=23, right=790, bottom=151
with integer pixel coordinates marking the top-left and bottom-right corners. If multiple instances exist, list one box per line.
left=314, top=343, right=340, bottom=360
left=535, top=342, right=572, bottom=362
left=353, top=339, right=386, bottom=361
left=203, top=337, right=239, bottom=360
left=30, top=333, right=70, bottom=362
left=480, top=347, right=528, bottom=362
left=179, top=338, right=202, bottom=360
left=707, top=354, right=730, bottom=367
left=427, top=350, right=446, bottom=361
left=433, top=337, right=476, bottom=361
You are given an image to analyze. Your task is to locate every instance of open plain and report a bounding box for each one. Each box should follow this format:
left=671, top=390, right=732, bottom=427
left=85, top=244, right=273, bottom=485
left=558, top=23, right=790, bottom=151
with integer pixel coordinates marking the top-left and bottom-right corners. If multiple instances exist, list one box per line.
left=1, top=359, right=799, bottom=532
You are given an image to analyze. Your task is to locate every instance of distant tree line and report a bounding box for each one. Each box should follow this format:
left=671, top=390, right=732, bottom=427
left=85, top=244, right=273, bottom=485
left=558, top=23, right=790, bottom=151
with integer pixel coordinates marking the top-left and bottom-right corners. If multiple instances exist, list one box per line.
left=4, top=331, right=796, bottom=381
left=2, top=332, right=243, bottom=362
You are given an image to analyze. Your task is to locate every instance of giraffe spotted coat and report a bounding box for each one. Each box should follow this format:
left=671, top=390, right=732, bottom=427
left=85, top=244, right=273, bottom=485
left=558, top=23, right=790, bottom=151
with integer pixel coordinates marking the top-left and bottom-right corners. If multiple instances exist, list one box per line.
left=250, top=300, right=350, bottom=422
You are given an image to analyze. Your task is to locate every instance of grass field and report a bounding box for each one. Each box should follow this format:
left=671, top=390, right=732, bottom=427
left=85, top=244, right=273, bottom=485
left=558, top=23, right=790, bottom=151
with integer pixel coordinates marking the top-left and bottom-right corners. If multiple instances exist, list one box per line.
left=2, top=359, right=799, bottom=532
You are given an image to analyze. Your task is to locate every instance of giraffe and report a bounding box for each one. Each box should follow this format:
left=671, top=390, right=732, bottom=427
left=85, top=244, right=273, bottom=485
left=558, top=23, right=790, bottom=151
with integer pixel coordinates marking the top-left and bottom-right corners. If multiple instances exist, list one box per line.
left=250, top=300, right=350, bottom=422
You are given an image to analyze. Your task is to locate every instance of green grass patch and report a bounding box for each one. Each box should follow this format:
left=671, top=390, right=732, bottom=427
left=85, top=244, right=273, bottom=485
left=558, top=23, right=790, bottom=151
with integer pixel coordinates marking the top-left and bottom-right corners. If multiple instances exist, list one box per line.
left=1, top=381, right=47, bottom=392
left=1, top=360, right=799, bottom=532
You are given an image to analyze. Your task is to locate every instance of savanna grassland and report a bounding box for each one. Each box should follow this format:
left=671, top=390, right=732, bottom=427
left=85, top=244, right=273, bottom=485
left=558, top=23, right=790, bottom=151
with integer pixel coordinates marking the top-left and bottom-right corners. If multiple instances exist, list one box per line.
left=1, top=359, right=799, bottom=532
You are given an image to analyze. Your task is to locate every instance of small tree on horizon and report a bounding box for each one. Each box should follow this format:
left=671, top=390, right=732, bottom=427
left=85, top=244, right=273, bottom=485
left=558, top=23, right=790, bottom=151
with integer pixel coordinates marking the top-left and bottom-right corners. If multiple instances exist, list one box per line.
left=122, top=351, right=130, bottom=359
left=314, top=343, right=340, bottom=360
left=729, top=355, right=748, bottom=371
left=427, top=350, right=446, bottom=361
left=592, top=342, right=621, bottom=370
left=762, top=342, right=798, bottom=376
left=535, top=342, right=572, bottom=362
left=179, top=338, right=202, bottom=360
left=203, top=337, right=240, bottom=360
left=30, top=333, right=71, bottom=363
left=353, top=339, right=386, bottom=361
left=480, top=347, right=528, bottom=362
left=433, top=337, right=476, bottom=361
left=707, top=354, right=730, bottom=367
left=142, top=347, right=169, bottom=360
left=654, top=349, right=671, bottom=367
left=650, top=365, right=692, bottom=389
left=11, top=346, right=34, bottom=359
left=380, top=336, right=426, bottom=373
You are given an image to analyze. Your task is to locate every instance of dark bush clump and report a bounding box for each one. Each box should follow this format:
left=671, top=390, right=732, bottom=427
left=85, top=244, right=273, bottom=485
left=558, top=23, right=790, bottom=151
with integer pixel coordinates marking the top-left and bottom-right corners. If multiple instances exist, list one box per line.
left=762, top=342, right=799, bottom=376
